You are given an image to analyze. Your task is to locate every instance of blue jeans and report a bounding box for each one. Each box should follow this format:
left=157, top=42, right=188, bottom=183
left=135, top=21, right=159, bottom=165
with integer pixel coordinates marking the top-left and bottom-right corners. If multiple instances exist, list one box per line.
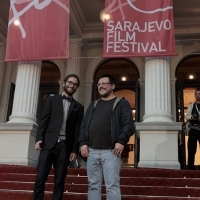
left=87, top=148, right=121, bottom=200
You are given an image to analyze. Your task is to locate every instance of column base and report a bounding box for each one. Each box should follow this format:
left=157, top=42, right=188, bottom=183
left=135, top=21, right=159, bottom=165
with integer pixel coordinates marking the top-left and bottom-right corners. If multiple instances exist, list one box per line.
left=135, top=122, right=182, bottom=170
left=8, top=114, right=37, bottom=124
left=0, top=158, right=38, bottom=167
left=0, top=123, right=39, bottom=167
left=143, top=113, right=173, bottom=122
left=138, top=160, right=180, bottom=169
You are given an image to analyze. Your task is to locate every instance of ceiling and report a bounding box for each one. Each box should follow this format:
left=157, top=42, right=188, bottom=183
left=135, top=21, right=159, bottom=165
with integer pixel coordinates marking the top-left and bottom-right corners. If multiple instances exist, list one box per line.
left=0, top=0, right=200, bottom=48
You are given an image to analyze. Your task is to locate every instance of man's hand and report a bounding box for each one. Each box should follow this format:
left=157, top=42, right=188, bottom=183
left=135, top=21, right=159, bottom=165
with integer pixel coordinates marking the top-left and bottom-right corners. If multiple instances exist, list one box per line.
left=80, top=145, right=89, bottom=158
left=69, top=153, right=77, bottom=162
left=35, top=141, right=43, bottom=150
left=113, top=143, right=124, bottom=157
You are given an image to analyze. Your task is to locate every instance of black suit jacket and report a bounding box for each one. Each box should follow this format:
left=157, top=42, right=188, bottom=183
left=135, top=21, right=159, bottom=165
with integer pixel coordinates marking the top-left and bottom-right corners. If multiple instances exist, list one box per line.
left=36, top=94, right=84, bottom=155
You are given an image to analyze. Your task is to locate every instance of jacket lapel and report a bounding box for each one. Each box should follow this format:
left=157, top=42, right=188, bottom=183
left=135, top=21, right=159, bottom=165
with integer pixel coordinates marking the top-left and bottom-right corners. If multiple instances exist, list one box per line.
left=67, top=99, right=76, bottom=120
left=58, top=94, right=64, bottom=115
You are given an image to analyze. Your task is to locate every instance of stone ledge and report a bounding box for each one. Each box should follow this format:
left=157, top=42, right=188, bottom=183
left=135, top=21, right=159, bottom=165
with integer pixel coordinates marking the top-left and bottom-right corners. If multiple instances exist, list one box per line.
left=135, top=122, right=182, bottom=131
left=0, top=123, right=38, bottom=132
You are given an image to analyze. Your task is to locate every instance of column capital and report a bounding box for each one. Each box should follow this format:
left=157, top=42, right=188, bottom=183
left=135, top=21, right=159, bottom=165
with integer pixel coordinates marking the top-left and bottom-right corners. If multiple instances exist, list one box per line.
left=145, top=56, right=169, bottom=62
left=69, top=40, right=83, bottom=49
left=19, top=60, right=42, bottom=65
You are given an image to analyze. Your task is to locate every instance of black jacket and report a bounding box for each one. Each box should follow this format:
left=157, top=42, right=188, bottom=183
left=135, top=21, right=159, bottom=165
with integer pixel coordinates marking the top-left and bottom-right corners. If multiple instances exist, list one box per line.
left=78, top=97, right=135, bottom=148
left=36, top=94, right=84, bottom=155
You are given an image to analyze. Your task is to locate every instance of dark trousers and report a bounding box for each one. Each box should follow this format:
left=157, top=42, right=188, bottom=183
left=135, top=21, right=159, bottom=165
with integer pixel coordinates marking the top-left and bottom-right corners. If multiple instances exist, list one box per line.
left=188, top=129, right=200, bottom=170
left=33, top=142, right=70, bottom=200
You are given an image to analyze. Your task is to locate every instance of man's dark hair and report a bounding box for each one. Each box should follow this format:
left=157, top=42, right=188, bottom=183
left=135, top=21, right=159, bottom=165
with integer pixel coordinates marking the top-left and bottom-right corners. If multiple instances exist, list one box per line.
left=97, top=74, right=116, bottom=85
left=195, top=88, right=200, bottom=94
left=63, top=74, right=80, bottom=87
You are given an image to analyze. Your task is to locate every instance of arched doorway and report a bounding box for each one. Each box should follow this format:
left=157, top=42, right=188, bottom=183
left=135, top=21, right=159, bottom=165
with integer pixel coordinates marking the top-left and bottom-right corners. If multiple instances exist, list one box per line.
left=93, top=58, right=140, bottom=121
left=36, top=61, right=60, bottom=121
left=93, top=58, right=140, bottom=167
left=176, top=54, right=200, bottom=169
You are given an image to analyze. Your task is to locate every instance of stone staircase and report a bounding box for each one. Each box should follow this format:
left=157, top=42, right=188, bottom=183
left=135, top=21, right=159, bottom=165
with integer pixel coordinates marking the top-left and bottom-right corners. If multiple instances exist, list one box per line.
left=0, top=164, right=200, bottom=199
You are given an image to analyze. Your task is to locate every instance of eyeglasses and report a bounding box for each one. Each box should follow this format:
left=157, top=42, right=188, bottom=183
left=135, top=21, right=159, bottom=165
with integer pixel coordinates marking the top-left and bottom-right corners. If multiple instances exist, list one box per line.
left=66, top=81, right=79, bottom=88
left=97, top=82, right=111, bottom=87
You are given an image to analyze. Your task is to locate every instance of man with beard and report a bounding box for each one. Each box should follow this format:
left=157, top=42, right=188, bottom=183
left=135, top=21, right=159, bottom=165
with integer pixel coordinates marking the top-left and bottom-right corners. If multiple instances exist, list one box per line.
left=79, top=74, right=135, bottom=200
left=186, top=88, right=200, bottom=170
left=33, top=74, right=84, bottom=200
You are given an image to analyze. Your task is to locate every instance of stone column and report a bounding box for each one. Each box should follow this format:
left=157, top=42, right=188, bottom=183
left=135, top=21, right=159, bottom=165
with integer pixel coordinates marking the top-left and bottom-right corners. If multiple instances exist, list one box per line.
left=66, top=41, right=83, bottom=101
left=135, top=57, right=182, bottom=169
left=0, top=43, right=6, bottom=100
left=143, top=57, right=173, bottom=122
left=8, top=61, right=42, bottom=124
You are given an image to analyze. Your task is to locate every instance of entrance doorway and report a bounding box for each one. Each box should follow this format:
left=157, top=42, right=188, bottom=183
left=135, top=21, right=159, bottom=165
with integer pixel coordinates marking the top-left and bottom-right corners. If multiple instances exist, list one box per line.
left=36, top=61, right=60, bottom=122
left=176, top=55, right=200, bottom=169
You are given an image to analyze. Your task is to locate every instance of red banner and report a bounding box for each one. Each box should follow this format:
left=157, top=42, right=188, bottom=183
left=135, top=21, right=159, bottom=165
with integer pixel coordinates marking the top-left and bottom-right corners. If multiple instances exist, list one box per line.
left=5, top=0, right=70, bottom=62
left=103, top=0, right=176, bottom=58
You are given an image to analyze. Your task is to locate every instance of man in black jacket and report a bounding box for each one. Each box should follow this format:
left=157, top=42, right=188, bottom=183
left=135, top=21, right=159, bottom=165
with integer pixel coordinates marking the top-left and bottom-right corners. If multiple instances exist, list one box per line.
left=79, top=74, right=135, bottom=200
left=33, top=74, right=84, bottom=200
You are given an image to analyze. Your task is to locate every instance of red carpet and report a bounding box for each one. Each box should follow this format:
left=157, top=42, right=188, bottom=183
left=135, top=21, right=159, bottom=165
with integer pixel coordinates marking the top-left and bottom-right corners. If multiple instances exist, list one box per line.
left=0, top=164, right=200, bottom=199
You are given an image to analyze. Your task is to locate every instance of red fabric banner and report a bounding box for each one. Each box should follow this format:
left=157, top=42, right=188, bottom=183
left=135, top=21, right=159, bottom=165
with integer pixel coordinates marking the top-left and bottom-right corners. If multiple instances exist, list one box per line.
left=5, top=0, right=70, bottom=62
left=103, top=0, right=176, bottom=58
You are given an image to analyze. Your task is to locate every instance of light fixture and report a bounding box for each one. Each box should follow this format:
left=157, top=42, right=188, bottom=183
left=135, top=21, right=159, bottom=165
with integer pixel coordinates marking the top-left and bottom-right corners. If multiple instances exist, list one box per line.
left=120, top=75, right=129, bottom=81
left=14, top=20, right=20, bottom=26
left=187, top=73, right=196, bottom=79
left=121, top=76, right=127, bottom=81
left=100, top=9, right=110, bottom=22
left=189, top=75, right=194, bottom=79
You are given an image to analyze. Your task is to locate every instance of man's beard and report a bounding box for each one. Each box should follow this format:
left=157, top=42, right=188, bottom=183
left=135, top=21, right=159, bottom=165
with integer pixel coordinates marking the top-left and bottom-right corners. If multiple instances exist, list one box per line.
left=63, top=85, right=76, bottom=96
left=99, top=88, right=112, bottom=98
left=196, top=96, right=200, bottom=101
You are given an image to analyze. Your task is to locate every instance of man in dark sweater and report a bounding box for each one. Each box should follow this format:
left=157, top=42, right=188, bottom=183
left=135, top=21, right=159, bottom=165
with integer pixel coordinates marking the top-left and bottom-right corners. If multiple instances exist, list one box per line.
left=79, top=74, right=135, bottom=200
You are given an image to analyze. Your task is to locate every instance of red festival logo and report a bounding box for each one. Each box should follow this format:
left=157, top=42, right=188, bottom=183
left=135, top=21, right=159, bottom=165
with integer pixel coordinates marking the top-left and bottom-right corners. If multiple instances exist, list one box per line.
left=5, top=0, right=70, bottom=61
left=103, top=0, right=176, bottom=57
left=105, top=0, right=173, bottom=19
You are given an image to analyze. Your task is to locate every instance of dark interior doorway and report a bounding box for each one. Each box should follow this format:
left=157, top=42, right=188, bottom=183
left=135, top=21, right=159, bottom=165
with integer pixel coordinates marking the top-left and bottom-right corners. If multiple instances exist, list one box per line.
left=36, top=61, right=60, bottom=122
left=176, top=54, right=200, bottom=170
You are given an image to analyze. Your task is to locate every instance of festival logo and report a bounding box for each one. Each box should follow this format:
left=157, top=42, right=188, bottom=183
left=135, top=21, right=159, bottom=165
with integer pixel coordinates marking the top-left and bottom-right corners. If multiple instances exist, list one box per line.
left=103, top=0, right=176, bottom=57
left=5, top=0, right=70, bottom=61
